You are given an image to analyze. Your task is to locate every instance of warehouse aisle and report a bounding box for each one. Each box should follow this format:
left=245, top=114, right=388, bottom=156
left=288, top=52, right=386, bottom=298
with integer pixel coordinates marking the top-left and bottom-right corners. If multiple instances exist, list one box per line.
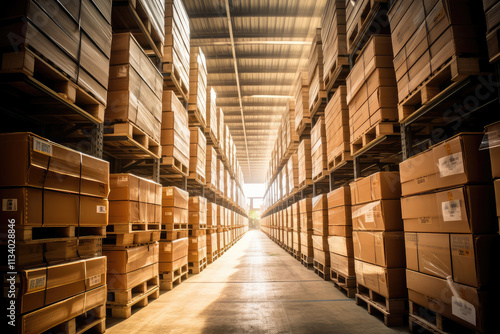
left=107, top=230, right=407, bottom=334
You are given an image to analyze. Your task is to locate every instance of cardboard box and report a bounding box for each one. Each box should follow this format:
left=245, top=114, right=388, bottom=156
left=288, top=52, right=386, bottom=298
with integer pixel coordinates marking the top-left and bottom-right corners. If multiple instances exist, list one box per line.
left=159, top=238, right=188, bottom=263
left=109, top=173, right=160, bottom=204
left=400, top=134, right=491, bottom=196
left=350, top=171, right=401, bottom=205
left=401, top=185, right=497, bottom=234
left=313, top=248, right=330, bottom=265
left=188, top=246, right=207, bottom=262
left=351, top=199, right=402, bottom=231
left=328, top=225, right=352, bottom=237
left=162, top=206, right=188, bottom=226
left=162, top=186, right=189, bottom=209
left=330, top=252, right=355, bottom=277
left=105, top=244, right=158, bottom=274
left=312, top=194, right=328, bottom=212
left=312, top=234, right=329, bottom=251
left=189, top=235, right=207, bottom=250
left=328, top=205, right=352, bottom=226
left=327, top=186, right=351, bottom=208
left=328, top=236, right=354, bottom=257
left=312, top=209, right=328, bottom=235
left=485, top=122, right=500, bottom=178
left=107, top=262, right=158, bottom=290
left=355, top=260, right=407, bottom=298
left=353, top=231, right=405, bottom=267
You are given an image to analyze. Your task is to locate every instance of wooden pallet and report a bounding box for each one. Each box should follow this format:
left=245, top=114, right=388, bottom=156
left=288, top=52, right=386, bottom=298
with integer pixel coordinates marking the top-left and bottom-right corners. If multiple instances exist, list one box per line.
left=103, top=230, right=160, bottom=247
left=296, top=118, right=312, bottom=137
left=163, top=63, right=189, bottom=103
left=188, top=257, right=207, bottom=274
left=312, top=169, right=329, bottom=183
left=298, top=179, right=314, bottom=191
left=301, top=253, right=314, bottom=268
left=398, top=56, right=481, bottom=123
left=161, top=223, right=188, bottom=232
left=10, top=225, right=105, bottom=243
left=347, top=0, right=389, bottom=54
left=205, top=182, right=218, bottom=193
left=328, top=149, right=353, bottom=171
left=43, top=304, right=106, bottom=334
left=188, top=227, right=207, bottom=235
left=313, top=260, right=331, bottom=281
left=409, top=301, right=482, bottom=334
left=107, top=276, right=160, bottom=319
left=355, top=284, right=408, bottom=327
left=161, top=156, right=189, bottom=177
left=486, top=27, right=500, bottom=64
left=324, top=57, right=350, bottom=93
left=207, top=250, right=219, bottom=264
left=188, top=171, right=206, bottom=186
left=204, top=128, right=219, bottom=148
left=107, top=223, right=161, bottom=234
left=0, top=49, right=105, bottom=123
left=159, top=264, right=189, bottom=291
left=330, top=269, right=356, bottom=298
left=160, top=229, right=189, bottom=241
left=310, top=90, right=328, bottom=119
left=103, top=121, right=161, bottom=159
left=350, top=122, right=400, bottom=155
left=188, top=107, right=207, bottom=130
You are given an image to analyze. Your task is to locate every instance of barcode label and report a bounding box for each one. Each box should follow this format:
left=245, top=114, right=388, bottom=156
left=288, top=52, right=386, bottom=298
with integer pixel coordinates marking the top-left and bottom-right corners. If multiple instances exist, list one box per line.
left=2, top=199, right=17, bottom=211
left=28, top=276, right=46, bottom=292
left=365, top=210, right=375, bottom=223
left=96, top=205, right=106, bottom=214
left=88, top=274, right=101, bottom=286
left=442, top=200, right=462, bottom=221
left=438, top=153, right=464, bottom=177
left=164, top=212, right=172, bottom=216
left=33, top=137, right=52, bottom=156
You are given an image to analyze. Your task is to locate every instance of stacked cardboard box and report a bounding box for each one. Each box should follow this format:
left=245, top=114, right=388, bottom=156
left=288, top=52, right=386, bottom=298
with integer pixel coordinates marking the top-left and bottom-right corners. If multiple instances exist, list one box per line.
left=400, top=133, right=497, bottom=332
left=158, top=237, right=188, bottom=290
left=287, top=153, right=299, bottom=195
left=485, top=122, right=500, bottom=229
left=206, top=229, right=219, bottom=263
left=321, top=0, right=348, bottom=89
left=207, top=203, right=217, bottom=229
left=189, top=196, right=207, bottom=230
left=163, top=0, right=190, bottom=97
left=217, top=205, right=225, bottom=253
left=308, top=28, right=326, bottom=113
left=225, top=124, right=231, bottom=163
left=225, top=169, right=231, bottom=201
left=217, top=108, right=225, bottom=154
left=325, top=86, right=350, bottom=170
left=0, top=132, right=109, bottom=330
left=345, top=0, right=388, bottom=53
left=188, top=47, right=207, bottom=128
left=292, top=202, right=301, bottom=258
left=282, top=100, right=299, bottom=157
left=312, top=194, right=330, bottom=279
left=299, top=198, right=314, bottom=266
left=161, top=91, right=190, bottom=174
left=161, top=186, right=188, bottom=233
left=218, top=159, right=225, bottom=196
left=485, top=0, right=500, bottom=63
left=281, top=167, right=288, bottom=198
left=351, top=171, right=407, bottom=325
left=389, top=0, right=483, bottom=114
left=294, top=72, right=311, bottom=136
left=206, top=145, right=218, bottom=191
left=347, top=35, right=398, bottom=155
left=0, top=0, right=112, bottom=106
left=107, top=33, right=163, bottom=143
left=189, top=127, right=206, bottom=183
left=286, top=206, right=293, bottom=251
left=298, top=139, right=312, bottom=188
left=311, top=117, right=328, bottom=180
left=327, top=186, right=355, bottom=297
left=188, top=196, right=207, bottom=274
left=206, top=87, right=218, bottom=145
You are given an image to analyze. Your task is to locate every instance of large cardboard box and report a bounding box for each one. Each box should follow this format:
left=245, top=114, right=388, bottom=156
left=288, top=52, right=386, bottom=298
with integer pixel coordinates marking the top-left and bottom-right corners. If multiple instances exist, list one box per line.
left=105, top=244, right=158, bottom=274
left=161, top=206, right=188, bottom=225
left=355, top=260, right=407, bottom=298
left=327, top=186, right=351, bottom=208
left=159, top=238, right=188, bottom=263
left=189, top=235, right=207, bottom=250
left=352, top=231, right=405, bottom=268
left=328, top=205, right=351, bottom=227
left=162, top=186, right=189, bottom=209
left=109, top=173, right=161, bottom=204
left=485, top=122, right=500, bottom=178
left=401, top=185, right=496, bottom=234
left=328, top=236, right=354, bottom=257
left=350, top=171, right=401, bottom=205
left=328, top=224, right=352, bottom=237
left=351, top=199, right=402, bottom=231
left=399, top=134, right=491, bottom=196
left=107, top=262, right=158, bottom=290
left=330, top=252, right=355, bottom=277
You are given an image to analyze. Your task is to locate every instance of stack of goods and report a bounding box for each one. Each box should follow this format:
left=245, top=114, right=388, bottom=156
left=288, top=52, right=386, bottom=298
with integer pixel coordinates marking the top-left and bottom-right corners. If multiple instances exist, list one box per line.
left=287, top=206, right=293, bottom=252
left=188, top=196, right=207, bottom=274
left=299, top=198, right=314, bottom=266
left=486, top=122, right=500, bottom=229
left=351, top=171, right=406, bottom=327
left=347, top=34, right=398, bottom=155
left=161, top=91, right=190, bottom=175
left=287, top=153, right=299, bottom=194
left=218, top=159, right=225, bottom=196
left=292, top=202, right=301, bottom=259
left=189, top=127, right=206, bottom=184
left=311, top=116, right=328, bottom=181
left=159, top=186, right=188, bottom=290
left=225, top=125, right=230, bottom=163
left=294, top=72, right=311, bottom=136
left=298, top=139, right=312, bottom=189
left=224, top=208, right=230, bottom=250
left=0, top=0, right=112, bottom=106
left=206, top=202, right=218, bottom=263
left=189, top=196, right=207, bottom=230
left=188, top=47, right=207, bottom=128
left=205, top=87, right=218, bottom=145
left=281, top=167, right=288, bottom=198
left=217, top=205, right=225, bottom=255
left=485, top=0, right=500, bottom=63
left=327, top=186, right=355, bottom=297
left=107, top=174, right=161, bottom=247
left=163, top=0, right=190, bottom=99
left=400, top=133, right=498, bottom=332
left=107, top=33, right=163, bottom=144
left=217, top=108, right=225, bottom=154
left=345, top=0, right=387, bottom=53
left=207, top=203, right=218, bottom=229
left=206, top=145, right=218, bottom=191
left=0, top=133, right=109, bottom=331
left=325, top=86, right=350, bottom=170
left=225, top=169, right=231, bottom=201
left=312, top=194, right=330, bottom=280
left=308, top=28, right=326, bottom=115
left=321, top=0, right=348, bottom=89
left=283, top=100, right=299, bottom=156
left=389, top=0, right=483, bottom=118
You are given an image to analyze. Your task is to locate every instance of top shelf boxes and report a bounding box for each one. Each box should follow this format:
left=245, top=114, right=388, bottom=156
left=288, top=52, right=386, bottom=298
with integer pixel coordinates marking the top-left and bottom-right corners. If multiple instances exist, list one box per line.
left=188, top=47, right=207, bottom=129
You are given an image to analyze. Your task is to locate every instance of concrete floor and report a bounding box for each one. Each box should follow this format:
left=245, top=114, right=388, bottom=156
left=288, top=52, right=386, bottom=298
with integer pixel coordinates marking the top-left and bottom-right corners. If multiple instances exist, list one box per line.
left=107, top=230, right=408, bottom=334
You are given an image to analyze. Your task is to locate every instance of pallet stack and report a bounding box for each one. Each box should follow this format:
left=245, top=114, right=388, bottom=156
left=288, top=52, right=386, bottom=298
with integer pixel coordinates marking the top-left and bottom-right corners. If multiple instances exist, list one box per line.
left=286, top=206, right=293, bottom=252
left=282, top=100, right=300, bottom=158
left=291, top=202, right=301, bottom=260
left=321, top=0, right=349, bottom=90
left=188, top=47, right=207, bottom=128
left=206, top=202, right=219, bottom=263
left=188, top=196, right=208, bottom=274
left=287, top=153, right=300, bottom=195
left=308, top=28, right=327, bottom=117
left=311, top=116, right=328, bottom=181
left=161, top=91, right=190, bottom=176
left=487, top=122, right=500, bottom=230
left=347, top=35, right=398, bottom=156
left=163, top=0, right=190, bottom=100
left=159, top=186, right=189, bottom=290
left=346, top=0, right=389, bottom=53
left=485, top=0, right=500, bottom=63
left=299, top=198, right=314, bottom=267
left=312, top=194, right=330, bottom=280
left=217, top=108, right=225, bottom=155
left=217, top=205, right=226, bottom=255
left=106, top=33, right=163, bottom=149
left=298, top=139, right=313, bottom=189
left=327, top=186, right=355, bottom=297
left=206, top=87, right=219, bottom=146
left=206, top=145, right=218, bottom=192
left=218, top=159, right=225, bottom=197
left=351, top=171, right=407, bottom=327
left=294, top=72, right=311, bottom=136
left=189, top=127, right=207, bottom=184
left=0, top=133, right=109, bottom=332
left=400, top=133, right=498, bottom=333
left=389, top=0, right=484, bottom=119
left=325, top=86, right=351, bottom=171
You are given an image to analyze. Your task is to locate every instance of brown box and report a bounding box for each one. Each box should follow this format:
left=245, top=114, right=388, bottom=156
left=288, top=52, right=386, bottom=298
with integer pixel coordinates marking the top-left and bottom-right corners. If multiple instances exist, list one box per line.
left=328, top=225, right=352, bottom=237
left=161, top=206, right=188, bottom=226
left=159, top=238, right=188, bottom=263
left=105, top=243, right=158, bottom=274
left=350, top=171, right=401, bottom=205
left=352, top=231, right=405, bottom=268
left=327, top=186, right=351, bottom=208
left=189, top=196, right=207, bottom=212
left=330, top=252, right=355, bottom=277
left=189, top=235, right=207, bottom=250
left=162, top=186, right=189, bottom=209
left=188, top=246, right=207, bottom=262
left=328, top=206, right=352, bottom=226
left=355, top=260, right=407, bottom=299
left=485, top=122, right=500, bottom=178
left=313, top=248, right=330, bottom=265
left=351, top=199, right=402, bottom=231
left=401, top=185, right=496, bottom=234
left=109, top=173, right=161, bottom=204
left=312, top=234, right=329, bottom=251
left=328, top=236, right=354, bottom=257
left=107, top=262, right=158, bottom=290
left=399, top=134, right=491, bottom=196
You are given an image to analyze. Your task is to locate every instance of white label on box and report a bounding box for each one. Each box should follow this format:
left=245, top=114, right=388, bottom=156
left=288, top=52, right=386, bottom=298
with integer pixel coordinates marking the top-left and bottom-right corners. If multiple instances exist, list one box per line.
left=166, top=189, right=173, bottom=196
left=2, top=199, right=17, bottom=211
left=96, top=205, right=107, bottom=214
left=365, top=209, right=375, bottom=223
left=192, top=239, right=198, bottom=243
left=28, top=276, right=46, bottom=292
left=452, top=296, right=476, bottom=326
left=165, top=212, right=172, bottom=216
left=438, top=153, right=464, bottom=177
left=33, top=137, right=53, bottom=156
left=442, top=200, right=461, bottom=221
left=88, top=274, right=101, bottom=287
left=165, top=244, right=172, bottom=252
